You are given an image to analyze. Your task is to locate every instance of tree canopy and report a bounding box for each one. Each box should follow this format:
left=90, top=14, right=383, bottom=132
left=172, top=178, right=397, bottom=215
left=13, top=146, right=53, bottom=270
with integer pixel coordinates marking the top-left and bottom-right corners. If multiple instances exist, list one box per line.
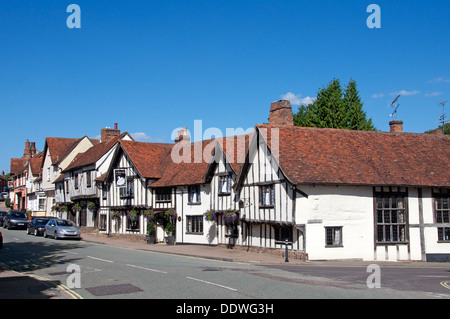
left=293, top=79, right=376, bottom=131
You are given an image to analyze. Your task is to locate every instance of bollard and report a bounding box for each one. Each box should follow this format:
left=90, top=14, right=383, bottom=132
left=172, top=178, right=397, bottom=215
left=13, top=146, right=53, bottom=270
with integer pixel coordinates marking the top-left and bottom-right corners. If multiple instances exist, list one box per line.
left=285, top=238, right=289, bottom=262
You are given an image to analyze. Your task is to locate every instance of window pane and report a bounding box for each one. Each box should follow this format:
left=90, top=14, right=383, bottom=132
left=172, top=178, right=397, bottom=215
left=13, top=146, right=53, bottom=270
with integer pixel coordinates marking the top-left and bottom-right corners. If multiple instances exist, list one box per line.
left=334, top=228, right=341, bottom=245
left=377, top=210, right=383, bottom=223
left=443, top=211, right=449, bottom=223
left=326, top=228, right=333, bottom=246
left=438, top=228, right=443, bottom=241
left=391, top=210, right=398, bottom=223
left=377, top=225, right=384, bottom=242
left=392, top=226, right=398, bottom=242
left=398, top=211, right=405, bottom=223
left=385, top=225, right=391, bottom=242
left=384, top=211, right=391, bottom=224
left=399, top=225, right=406, bottom=242
left=437, top=212, right=443, bottom=223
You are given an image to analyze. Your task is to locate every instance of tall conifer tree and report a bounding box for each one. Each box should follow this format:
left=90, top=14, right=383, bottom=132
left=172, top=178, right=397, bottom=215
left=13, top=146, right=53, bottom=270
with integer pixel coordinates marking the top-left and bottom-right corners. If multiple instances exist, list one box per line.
left=293, top=78, right=376, bottom=131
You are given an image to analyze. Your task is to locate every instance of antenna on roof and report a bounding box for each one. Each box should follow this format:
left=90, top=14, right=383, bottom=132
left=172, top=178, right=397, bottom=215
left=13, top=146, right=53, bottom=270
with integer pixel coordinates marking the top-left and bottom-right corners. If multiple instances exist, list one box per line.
left=390, top=95, right=401, bottom=119
left=438, top=100, right=448, bottom=134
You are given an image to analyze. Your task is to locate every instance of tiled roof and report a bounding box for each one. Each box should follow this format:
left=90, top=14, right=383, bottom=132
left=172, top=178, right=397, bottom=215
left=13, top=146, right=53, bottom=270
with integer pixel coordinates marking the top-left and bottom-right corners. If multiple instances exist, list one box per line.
left=150, top=139, right=213, bottom=188
left=29, top=156, right=43, bottom=176
left=151, top=134, right=252, bottom=188
left=119, top=140, right=173, bottom=179
left=10, top=158, right=26, bottom=175
left=45, top=137, right=81, bottom=165
left=254, top=124, right=450, bottom=187
left=63, top=133, right=131, bottom=172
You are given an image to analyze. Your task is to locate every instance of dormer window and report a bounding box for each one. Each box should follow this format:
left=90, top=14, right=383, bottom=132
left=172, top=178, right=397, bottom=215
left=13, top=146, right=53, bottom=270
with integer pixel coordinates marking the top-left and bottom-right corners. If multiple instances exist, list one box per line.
left=219, top=175, right=231, bottom=195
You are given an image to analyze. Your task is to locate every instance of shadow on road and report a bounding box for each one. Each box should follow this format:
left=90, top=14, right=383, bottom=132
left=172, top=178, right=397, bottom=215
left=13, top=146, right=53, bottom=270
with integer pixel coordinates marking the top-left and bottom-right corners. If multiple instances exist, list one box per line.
left=0, top=273, right=62, bottom=299
left=0, top=239, right=83, bottom=273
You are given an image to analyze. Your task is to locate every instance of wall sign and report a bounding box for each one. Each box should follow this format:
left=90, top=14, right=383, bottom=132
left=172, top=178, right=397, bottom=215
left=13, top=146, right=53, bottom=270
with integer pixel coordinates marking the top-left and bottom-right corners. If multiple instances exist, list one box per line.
left=114, top=169, right=127, bottom=188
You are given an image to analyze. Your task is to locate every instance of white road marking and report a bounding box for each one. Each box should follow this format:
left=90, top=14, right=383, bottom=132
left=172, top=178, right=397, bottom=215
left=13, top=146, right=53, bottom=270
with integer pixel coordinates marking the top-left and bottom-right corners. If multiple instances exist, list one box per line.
left=62, top=250, right=79, bottom=255
left=126, top=264, right=167, bottom=274
left=186, top=276, right=237, bottom=292
left=87, top=256, right=114, bottom=263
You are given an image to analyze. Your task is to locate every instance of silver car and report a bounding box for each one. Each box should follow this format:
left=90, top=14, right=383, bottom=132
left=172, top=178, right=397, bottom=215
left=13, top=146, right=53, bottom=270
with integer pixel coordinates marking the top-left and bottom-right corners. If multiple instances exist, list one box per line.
left=44, top=219, right=81, bottom=240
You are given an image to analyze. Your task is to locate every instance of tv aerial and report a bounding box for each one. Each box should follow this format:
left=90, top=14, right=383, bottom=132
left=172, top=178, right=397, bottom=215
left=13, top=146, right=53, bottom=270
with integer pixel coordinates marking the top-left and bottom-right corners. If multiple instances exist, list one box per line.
left=390, top=95, right=401, bottom=119
left=438, top=100, right=448, bottom=134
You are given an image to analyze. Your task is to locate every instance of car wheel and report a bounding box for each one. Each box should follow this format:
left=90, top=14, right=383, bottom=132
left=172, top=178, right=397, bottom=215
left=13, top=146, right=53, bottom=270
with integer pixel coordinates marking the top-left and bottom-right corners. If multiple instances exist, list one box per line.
left=44, top=230, right=48, bottom=238
left=34, top=229, right=38, bottom=236
left=54, top=231, right=58, bottom=240
left=27, top=228, right=30, bottom=235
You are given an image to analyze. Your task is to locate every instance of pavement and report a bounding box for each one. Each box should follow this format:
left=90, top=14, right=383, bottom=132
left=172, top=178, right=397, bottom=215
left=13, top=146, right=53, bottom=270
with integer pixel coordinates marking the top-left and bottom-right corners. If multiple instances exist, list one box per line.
left=80, top=232, right=307, bottom=265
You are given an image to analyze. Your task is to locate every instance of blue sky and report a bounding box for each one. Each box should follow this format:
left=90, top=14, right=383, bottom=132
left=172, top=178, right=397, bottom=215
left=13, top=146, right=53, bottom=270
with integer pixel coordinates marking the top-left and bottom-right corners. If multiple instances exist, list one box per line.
left=1, top=0, right=449, bottom=174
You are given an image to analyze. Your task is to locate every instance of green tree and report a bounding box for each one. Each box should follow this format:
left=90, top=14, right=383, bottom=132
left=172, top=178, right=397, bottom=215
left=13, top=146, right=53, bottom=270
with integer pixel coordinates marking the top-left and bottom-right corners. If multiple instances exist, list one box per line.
left=293, top=78, right=376, bottom=131
left=424, top=123, right=450, bottom=135
left=343, top=80, right=376, bottom=131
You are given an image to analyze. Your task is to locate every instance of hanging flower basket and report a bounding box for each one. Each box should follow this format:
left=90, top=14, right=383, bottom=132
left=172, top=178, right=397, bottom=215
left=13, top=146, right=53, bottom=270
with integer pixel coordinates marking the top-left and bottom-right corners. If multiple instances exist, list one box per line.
left=143, top=209, right=156, bottom=221
left=164, top=208, right=177, bottom=221
left=111, top=211, right=121, bottom=220
left=127, top=209, right=138, bottom=222
left=223, top=209, right=238, bottom=225
left=73, top=203, right=81, bottom=213
left=203, top=209, right=217, bottom=222
left=87, top=201, right=97, bottom=211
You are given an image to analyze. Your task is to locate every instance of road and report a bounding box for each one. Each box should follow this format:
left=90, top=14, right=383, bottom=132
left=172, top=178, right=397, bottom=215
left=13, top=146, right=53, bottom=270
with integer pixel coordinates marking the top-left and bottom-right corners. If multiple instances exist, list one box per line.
left=0, top=227, right=449, bottom=300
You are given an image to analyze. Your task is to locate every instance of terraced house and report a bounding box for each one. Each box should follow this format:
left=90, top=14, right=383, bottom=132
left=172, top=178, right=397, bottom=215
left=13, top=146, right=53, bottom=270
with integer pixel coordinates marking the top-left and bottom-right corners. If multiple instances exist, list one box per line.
left=8, top=101, right=449, bottom=262
left=88, top=100, right=449, bottom=262
left=55, top=125, right=133, bottom=227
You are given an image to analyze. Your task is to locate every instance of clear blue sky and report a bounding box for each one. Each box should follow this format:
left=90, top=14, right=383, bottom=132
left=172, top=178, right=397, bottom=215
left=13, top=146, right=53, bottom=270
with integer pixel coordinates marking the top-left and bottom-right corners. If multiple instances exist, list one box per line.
left=1, top=0, right=449, bottom=174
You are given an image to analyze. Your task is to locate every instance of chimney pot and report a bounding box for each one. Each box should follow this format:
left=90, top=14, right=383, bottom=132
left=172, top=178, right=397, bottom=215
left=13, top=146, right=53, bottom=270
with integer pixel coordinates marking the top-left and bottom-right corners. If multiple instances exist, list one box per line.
left=269, top=100, right=294, bottom=126
left=175, top=127, right=190, bottom=143
left=389, top=120, right=403, bottom=133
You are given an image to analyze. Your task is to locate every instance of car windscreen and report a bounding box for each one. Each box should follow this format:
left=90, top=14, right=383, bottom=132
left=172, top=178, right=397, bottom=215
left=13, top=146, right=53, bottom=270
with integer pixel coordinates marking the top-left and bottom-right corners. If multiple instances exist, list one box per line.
left=56, top=220, right=75, bottom=227
left=11, top=212, right=26, bottom=218
left=34, top=219, right=50, bottom=225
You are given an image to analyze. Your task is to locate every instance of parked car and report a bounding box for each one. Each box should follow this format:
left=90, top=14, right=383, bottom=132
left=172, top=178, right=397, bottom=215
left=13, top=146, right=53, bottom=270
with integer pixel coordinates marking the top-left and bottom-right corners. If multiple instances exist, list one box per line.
left=27, top=217, right=52, bottom=236
left=0, top=211, right=8, bottom=226
left=0, top=192, right=8, bottom=201
left=0, top=231, right=3, bottom=249
left=44, top=219, right=81, bottom=240
left=4, top=211, right=29, bottom=230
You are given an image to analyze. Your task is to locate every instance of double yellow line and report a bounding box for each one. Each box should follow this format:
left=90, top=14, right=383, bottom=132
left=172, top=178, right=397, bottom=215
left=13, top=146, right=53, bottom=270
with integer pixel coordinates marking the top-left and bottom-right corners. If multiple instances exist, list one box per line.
left=440, top=281, right=450, bottom=290
left=27, top=273, right=83, bottom=299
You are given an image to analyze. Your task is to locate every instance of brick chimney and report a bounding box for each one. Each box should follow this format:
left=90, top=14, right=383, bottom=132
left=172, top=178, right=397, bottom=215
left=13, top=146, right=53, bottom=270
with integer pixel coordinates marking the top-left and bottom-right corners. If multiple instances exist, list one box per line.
left=30, top=142, right=37, bottom=156
left=23, top=140, right=31, bottom=159
left=389, top=120, right=403, bottom=133
left=269, top=100, right=294, bottom=126
left=174, top=127, right=190, bottom=143
left=101, top=123, right=121, bottom=143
